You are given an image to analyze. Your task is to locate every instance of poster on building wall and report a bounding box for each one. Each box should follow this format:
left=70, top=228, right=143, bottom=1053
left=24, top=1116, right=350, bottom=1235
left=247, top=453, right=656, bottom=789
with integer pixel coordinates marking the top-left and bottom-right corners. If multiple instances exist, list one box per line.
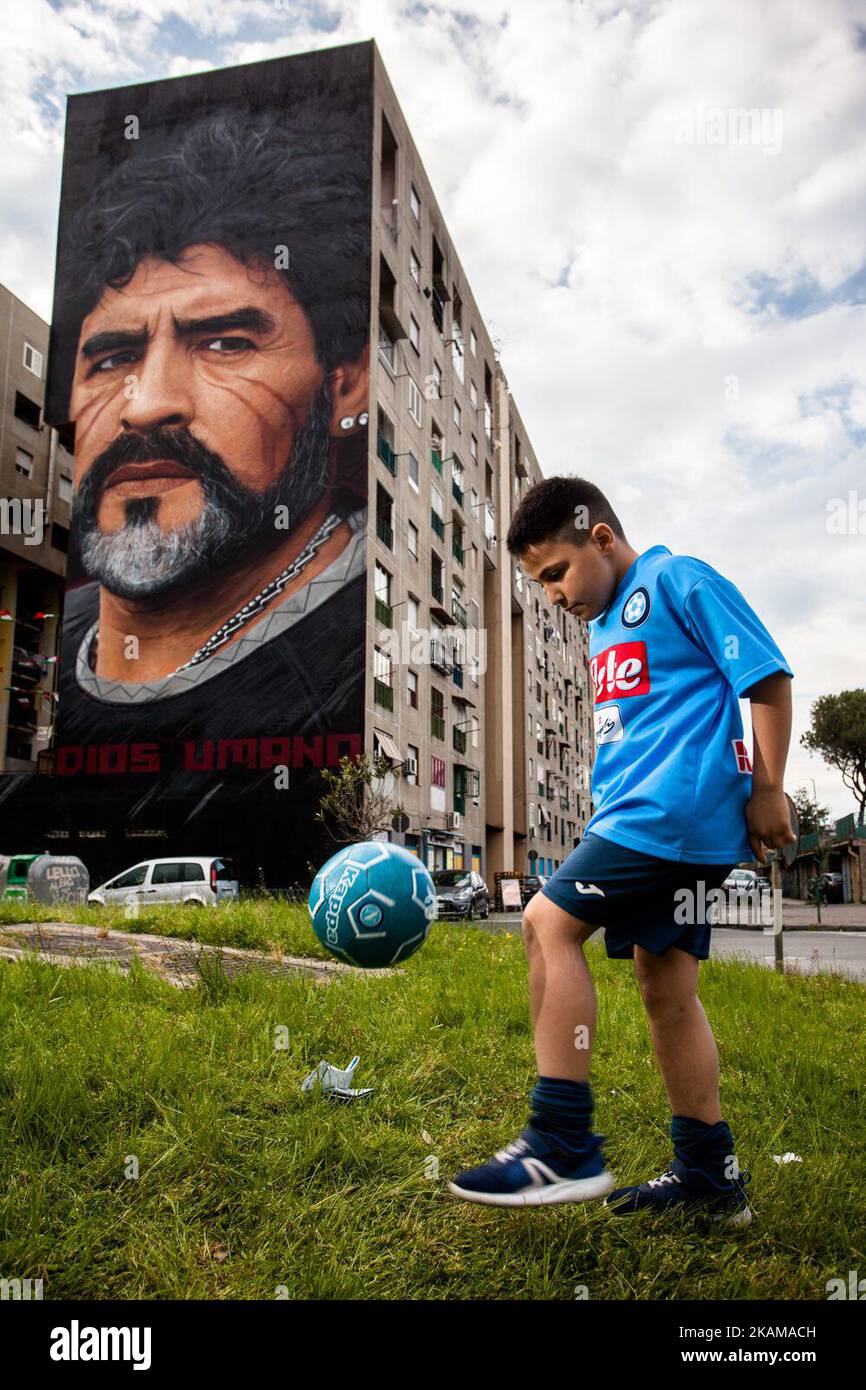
left=38, top=44, right=373, bottom=871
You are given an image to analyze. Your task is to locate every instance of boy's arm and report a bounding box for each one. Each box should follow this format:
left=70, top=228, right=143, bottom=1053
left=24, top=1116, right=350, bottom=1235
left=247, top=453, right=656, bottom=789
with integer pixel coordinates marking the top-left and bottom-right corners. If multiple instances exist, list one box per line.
left=744, top=671, right=797, bottom=865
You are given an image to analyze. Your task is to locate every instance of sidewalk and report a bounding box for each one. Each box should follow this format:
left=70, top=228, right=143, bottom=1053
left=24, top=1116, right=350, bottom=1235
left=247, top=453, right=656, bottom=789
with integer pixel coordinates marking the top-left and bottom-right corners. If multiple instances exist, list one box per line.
left=484, top=898, right=866, bottom=931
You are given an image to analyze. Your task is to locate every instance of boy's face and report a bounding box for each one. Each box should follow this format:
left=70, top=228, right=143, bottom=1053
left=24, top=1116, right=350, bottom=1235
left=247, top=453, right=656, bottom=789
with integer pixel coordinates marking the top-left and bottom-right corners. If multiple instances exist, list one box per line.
left=519, top=527, right=618, bottom=620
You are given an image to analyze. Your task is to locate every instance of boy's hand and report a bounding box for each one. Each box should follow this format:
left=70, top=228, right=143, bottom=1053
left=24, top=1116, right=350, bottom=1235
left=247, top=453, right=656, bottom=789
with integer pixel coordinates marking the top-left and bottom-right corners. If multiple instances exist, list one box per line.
left=745, top=787, right=797, bottom=865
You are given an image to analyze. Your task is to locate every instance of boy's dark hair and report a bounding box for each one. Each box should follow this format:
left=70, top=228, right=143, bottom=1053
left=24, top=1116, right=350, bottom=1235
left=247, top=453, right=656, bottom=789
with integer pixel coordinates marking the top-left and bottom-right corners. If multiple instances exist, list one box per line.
left=505, top=475, right=625, bottom=556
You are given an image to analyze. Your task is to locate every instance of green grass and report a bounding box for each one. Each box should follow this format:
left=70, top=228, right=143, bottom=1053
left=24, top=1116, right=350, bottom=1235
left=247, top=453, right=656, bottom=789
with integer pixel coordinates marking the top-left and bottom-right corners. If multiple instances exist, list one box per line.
left=0, top=900, right=863, bottom=1300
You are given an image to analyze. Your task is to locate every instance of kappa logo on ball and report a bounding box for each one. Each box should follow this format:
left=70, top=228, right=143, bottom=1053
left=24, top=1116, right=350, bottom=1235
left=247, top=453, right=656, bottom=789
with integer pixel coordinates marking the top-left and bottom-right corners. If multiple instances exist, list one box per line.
left=590, top=641, right=650, bottom=702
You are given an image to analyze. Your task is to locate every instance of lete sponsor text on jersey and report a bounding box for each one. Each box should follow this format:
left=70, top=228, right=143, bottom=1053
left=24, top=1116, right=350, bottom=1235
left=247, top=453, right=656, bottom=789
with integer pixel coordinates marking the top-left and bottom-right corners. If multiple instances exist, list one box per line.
left=590, top=641, right=651, bottom=703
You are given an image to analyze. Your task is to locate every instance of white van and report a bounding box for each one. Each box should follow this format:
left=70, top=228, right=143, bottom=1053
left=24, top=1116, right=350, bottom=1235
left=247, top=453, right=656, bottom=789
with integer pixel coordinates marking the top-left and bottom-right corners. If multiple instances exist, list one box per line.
left=88, top=857, right=238, bottom=908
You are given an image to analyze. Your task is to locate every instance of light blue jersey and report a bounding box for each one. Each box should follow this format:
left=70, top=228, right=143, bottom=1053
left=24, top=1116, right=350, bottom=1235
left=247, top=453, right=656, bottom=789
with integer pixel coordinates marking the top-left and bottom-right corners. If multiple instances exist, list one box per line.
left=584, top=545, right=793, bottom=864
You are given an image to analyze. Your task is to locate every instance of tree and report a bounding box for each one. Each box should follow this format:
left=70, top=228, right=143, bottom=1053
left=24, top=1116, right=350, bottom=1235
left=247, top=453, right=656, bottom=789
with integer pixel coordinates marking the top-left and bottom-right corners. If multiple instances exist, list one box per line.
left=313, top=752, right=408, bottom=848
left=801, top=690, right=866, bottom=824
left=790, top=785, right=832, bottom=837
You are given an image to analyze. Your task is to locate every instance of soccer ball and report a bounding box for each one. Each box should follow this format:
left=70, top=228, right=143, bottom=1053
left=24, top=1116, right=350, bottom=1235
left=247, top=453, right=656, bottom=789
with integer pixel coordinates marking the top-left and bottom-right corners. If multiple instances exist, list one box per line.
left=308, top=841, right=437, bottom=968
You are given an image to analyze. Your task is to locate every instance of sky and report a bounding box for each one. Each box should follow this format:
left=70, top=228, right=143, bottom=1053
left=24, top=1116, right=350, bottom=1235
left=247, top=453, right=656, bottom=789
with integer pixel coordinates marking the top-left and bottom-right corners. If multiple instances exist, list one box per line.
left=2, top=0, right=864, bottom=818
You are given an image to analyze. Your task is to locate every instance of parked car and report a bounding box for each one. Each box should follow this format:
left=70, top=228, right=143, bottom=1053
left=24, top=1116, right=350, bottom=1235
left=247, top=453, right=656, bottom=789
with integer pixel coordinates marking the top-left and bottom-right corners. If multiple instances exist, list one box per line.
left=432, top=869, right=490, bottom=920
left=721, top=868, right=770, bottom=896
left=88, top=857, right=238, bottom=908
left=520, top=873, right=548, bottom=907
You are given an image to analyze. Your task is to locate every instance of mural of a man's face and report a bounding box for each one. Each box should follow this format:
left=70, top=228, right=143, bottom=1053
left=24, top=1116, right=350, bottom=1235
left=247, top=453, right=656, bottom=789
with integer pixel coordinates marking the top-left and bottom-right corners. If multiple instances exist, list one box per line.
left=69, top=244, right=337, bottom=601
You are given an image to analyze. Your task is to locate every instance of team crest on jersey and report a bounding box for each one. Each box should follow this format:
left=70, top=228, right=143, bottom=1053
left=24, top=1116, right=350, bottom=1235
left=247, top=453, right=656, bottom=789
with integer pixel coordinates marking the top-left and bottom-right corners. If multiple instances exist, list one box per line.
left=622, top=586, right=650, bottom=628
left=732, top=739, right=752, bottom=773
left=595, top=704, right=624, bottom=744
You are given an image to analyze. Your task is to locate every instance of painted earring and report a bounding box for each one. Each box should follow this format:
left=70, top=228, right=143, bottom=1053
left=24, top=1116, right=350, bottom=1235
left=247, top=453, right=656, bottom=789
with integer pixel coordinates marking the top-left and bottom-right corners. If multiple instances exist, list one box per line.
left=339, top=416, right=356, bottom=430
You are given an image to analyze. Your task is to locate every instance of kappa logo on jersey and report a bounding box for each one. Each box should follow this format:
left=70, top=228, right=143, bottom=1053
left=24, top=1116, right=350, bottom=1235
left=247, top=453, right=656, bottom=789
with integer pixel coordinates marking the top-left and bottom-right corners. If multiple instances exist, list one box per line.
left=595, top=704, right=624, bottom=744
left=622, top=586, right=651, bottom=628
left=590, top=642, right=651, bottom=703
left=732, top=739, right=752, bottom=773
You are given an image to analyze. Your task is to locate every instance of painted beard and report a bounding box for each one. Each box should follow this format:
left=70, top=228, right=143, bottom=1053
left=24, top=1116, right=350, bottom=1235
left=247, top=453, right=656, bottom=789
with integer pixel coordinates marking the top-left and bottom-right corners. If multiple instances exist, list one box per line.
left=72, top=389, right=333, bottom=601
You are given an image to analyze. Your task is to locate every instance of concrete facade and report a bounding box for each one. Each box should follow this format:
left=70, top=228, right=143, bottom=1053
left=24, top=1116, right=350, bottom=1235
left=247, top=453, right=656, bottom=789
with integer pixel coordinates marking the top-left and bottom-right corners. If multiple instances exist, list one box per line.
left=0, top=284, right=70, bottom=772
left=366, top=45, right=594, bottom=882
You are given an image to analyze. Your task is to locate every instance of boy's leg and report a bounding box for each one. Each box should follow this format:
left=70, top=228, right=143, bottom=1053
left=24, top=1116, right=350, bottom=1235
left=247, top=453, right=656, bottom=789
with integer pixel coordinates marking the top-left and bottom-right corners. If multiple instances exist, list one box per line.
left=522, top=892, right=599, bottom=1081
left=605, top=943, right=752, bottom=1224
left=446, top=893, right=613, bottom=1206
left=631, top=945, right=720, bottom=1122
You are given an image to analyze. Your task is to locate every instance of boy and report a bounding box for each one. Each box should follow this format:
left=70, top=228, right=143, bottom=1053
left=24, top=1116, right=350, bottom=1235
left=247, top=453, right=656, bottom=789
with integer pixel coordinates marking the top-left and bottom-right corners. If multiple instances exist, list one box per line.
left=448, top=476, right=795, bottom=1223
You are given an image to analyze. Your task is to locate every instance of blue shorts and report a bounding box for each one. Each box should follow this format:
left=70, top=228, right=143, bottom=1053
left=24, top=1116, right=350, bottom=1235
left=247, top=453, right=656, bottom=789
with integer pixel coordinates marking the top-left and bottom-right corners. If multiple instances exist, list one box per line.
left=540, top=832, right=737, bottom=960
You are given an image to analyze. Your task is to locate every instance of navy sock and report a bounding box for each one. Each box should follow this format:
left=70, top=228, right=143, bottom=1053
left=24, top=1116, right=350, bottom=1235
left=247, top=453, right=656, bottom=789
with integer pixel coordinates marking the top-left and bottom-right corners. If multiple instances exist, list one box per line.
left=671, top=1114, right=737, bottom=1185
left=529, top=1076, right=594, bottom=1152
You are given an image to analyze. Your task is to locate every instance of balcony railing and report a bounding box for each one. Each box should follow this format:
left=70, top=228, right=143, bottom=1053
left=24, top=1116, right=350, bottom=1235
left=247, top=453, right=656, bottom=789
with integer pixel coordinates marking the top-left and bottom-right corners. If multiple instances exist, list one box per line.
left=374, top=596, right=393, bottom=628
left=431, top=448, right=443, bottom=474
left=377, top=433, right=397, bottom=474
left=431, top=713, right=446, bottom=740
left=452, top=480, right=464, bottom=508
left=451, top=596, right=467, bottom=628
left=452, top=538, right=464, bottom=565
left=430, top=639, right=453, bottom=675
left=431, top=511, right=445, bottom=539
left=453, top=727, right=467, bottom=754
left=373, top=678, right=394, bottom=710
left=376, top=516, right=393, bottom=548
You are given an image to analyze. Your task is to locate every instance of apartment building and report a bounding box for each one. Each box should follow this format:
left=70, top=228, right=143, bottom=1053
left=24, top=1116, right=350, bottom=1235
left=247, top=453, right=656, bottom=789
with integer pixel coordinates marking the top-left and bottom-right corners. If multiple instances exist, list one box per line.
left=0, top=283, right=71, bottom=772
left=367, top=46, right=594, bottom=882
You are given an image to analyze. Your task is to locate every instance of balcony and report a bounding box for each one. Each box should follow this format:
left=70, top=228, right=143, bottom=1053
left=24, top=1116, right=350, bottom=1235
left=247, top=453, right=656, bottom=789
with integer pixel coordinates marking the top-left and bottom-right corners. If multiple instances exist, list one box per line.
left=374, top=596, right=393, bottom=628
left=376, top=515, right=393, bottom=548
left=453, top=727, right=467, bottom=754
left=451, top=538, right=464, bottom=566
left=373, top=678, right=394, bottom=710
left=431, top=511, right=445, bottom=539
left=452, top=480, right=464, bottom=508
left=377, top=433, right=397, bottom=474
left=430, top=639, right=453, bottom=675
left=451, top=596, right=467, bottom=628
left=431, top=713, right=446, bottom=740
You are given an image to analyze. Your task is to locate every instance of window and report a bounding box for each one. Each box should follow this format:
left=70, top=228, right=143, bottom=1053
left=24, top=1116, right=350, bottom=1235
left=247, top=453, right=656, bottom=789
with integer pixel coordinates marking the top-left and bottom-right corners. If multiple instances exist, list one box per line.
left=410, top=183, right=421, bottom=222
left=409, top=314, right=420, bottom=352
left=23, top=343, right=43, bottom=378
left=408, top=451, right=419, bottom=490
left=374, top=562, right=391, bottom=604
left=111, top=865, right=148, bottom=890
left=187, top=862, right=209, bottom=881
left=408, top=376, right=422, bottom=425
left=407, top=743, right=419, bottom=783
left=407, top=595, right=420, bottom=629
left=14, top=392, right=41, bottom=431
left=378, top=321, right=396, bottom=373
left=453, top=400, right=462, bottom=432
left=451, top=290, right=465, bottom=383
left=58, top=472, right=73, bottom=503
left=470, top=433, right=478, bottom=462
left=408, top=520, right=419, bottom=558
left=15, top=447, right=34, bottom=478
left=432, top=359, right=442, bottom=398
left=470, top=328, right=478, bottom=356
left=374, top=646, right=392, bottom=684
left=431, top=484, right=445, bottom=520
left=407, top=670, right=418, bottom=709
left=410, top=247, right=421, bottom=288
left=470, top=487, right=479, bottom=520
left=470, top=379, right=478, bottom=408
left=431, top=754, right=446, bottom=788
left=152, top=862, right=183, bottom=885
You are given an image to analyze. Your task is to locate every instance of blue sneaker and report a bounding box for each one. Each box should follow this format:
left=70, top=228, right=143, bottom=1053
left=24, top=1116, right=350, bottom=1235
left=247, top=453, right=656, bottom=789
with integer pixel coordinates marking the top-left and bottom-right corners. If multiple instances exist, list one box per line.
left=448, top=1127, right=615, bottom=1208
left=605, top=1157, right=752, bottom=1226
